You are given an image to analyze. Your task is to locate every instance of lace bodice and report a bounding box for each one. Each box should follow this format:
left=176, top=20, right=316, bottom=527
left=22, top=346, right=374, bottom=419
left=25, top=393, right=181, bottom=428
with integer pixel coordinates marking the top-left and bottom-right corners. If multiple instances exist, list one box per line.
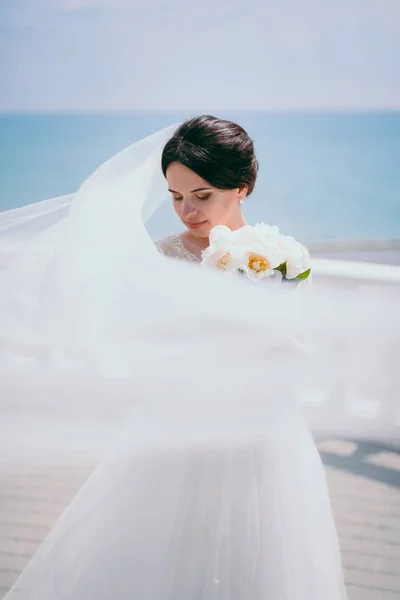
left=155, top=234, right=201, bottom=263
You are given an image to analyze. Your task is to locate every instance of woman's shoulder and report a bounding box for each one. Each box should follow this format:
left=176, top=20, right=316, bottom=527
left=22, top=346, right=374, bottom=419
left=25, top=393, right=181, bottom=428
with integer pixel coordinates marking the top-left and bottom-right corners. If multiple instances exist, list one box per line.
left=155, top=233, right=189, bottom=259
left=155, top=233, right=200, bottom=262
left=154, top=233, right=180, bottom=256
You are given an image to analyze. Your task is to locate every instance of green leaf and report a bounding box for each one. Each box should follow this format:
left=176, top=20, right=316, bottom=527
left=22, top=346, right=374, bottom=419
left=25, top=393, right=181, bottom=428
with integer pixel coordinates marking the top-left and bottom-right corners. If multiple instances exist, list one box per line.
left=274, top=262, right=287, bottom=277
left=290, top=268, right=311, bottom=282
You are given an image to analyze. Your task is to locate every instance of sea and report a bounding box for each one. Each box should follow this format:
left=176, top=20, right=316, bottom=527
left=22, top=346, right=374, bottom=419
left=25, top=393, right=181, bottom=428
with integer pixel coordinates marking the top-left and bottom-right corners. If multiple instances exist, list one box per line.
left=0, top=111, right=399, bottom=243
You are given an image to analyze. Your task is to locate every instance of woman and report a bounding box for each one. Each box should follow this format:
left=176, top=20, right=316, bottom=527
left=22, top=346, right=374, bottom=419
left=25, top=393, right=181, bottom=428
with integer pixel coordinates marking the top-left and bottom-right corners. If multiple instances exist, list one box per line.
left=156, top=115, right=253, bottom=262
left=1, top=116, right=347, bottom=599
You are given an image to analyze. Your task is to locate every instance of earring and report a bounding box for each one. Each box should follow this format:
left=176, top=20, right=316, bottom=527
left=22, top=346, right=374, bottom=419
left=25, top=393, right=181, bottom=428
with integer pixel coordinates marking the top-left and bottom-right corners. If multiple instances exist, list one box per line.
left=239, top=197, right=245, bottom=205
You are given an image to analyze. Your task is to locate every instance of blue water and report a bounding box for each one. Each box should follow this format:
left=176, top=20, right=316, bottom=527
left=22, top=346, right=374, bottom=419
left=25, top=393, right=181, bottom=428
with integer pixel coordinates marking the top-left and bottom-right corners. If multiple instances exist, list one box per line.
left=0, top=112, right=399, bottom=242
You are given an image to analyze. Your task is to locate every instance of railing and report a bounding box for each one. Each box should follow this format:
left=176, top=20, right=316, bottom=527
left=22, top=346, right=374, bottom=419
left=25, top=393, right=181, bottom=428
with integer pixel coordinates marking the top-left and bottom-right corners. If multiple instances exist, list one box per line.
left=311, top=257, right=400, bottom=286
left=303, top=255, right=400, bottom=446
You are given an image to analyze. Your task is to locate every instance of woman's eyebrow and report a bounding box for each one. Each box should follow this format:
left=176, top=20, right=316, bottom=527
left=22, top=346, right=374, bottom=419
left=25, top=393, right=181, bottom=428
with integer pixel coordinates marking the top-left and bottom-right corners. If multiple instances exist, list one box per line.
left=168, top=187, right=212, bottom=193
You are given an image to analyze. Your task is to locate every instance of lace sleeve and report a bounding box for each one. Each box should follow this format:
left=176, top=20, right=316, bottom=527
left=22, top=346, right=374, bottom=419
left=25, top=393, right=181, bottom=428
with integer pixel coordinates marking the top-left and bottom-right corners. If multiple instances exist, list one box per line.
left=155, top=234, right=186, bottom=259
left=155, top=234, right=200, bottom=262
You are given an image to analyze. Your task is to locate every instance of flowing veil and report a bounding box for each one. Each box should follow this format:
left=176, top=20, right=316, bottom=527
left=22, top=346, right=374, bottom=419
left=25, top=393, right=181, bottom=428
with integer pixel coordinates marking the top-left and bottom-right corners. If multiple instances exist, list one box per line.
left=0, top=122, right=398, bottom=599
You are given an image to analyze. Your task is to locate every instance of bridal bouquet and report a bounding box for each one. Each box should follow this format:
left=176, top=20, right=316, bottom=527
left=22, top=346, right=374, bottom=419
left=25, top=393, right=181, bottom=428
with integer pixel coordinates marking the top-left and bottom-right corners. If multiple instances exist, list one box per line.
left=201, top=224, right=311, bottom=283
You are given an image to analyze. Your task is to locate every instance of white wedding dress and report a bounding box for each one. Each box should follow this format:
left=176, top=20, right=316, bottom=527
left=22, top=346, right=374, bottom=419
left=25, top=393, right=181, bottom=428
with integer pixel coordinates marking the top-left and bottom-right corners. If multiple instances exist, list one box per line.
left=3, top=122, right=394, bottom=599
left=3, top=351, right=347, bottom=598
left=5, top=404, right=347, bottom=599
left=4, top=233, right=346, bottom=599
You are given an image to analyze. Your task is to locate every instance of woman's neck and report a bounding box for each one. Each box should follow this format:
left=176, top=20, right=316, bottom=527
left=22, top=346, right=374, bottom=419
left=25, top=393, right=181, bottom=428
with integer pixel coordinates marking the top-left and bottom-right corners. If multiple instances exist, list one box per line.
left=226, top=211, right=247, bottom=232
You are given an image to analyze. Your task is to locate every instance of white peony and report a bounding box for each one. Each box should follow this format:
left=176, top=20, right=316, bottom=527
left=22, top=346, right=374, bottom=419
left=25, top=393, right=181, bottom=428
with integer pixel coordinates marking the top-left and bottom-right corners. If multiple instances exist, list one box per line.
left=277, top=235, right=310, bottom=280
left=253, top=222, right=281, bottom=241
left=201, top=245, right=237, bottom=273
left=208, top=225, right=235, bottom=246
left=242, top=241, right=285, bottom=281
left=201, top=228, right=243, bottom=273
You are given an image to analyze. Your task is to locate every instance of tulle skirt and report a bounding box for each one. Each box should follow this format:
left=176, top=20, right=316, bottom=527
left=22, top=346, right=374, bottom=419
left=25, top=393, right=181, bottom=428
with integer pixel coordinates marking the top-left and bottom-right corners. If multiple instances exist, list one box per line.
left=5, top=400, right=347, bottom=600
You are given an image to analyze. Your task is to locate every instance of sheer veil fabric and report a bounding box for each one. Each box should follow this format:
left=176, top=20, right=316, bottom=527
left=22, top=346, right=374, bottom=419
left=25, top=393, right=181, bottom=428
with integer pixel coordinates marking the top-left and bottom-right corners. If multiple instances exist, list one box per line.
left=0, top=123, right=398, bottom=599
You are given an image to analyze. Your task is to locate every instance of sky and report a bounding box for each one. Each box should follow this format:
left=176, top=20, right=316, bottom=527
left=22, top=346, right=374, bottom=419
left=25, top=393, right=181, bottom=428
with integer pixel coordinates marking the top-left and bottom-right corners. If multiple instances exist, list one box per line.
left=0, top=0, right=399, bottom=112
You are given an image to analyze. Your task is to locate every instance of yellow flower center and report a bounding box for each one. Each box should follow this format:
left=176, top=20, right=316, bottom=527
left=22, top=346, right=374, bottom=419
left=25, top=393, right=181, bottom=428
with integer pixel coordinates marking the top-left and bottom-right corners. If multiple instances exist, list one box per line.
left=248, top=253, right=270, bottom=272
left=216, top=252, right=231, bottom=270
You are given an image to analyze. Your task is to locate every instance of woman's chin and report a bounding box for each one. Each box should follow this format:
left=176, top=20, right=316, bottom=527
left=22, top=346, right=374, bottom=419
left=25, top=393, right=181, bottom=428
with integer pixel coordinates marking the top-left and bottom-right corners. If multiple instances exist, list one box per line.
left=185, top=222, right=210, bottom=237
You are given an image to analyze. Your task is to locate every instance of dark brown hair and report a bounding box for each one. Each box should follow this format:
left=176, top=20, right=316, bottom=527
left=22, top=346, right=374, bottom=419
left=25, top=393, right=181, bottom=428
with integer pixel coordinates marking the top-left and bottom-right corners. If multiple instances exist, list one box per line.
left=161, top=115, right=259, bottom=195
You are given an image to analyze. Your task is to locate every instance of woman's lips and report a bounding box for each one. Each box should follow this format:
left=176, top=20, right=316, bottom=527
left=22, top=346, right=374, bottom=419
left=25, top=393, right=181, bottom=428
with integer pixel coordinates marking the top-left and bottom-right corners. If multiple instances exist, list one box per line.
left=186, top=220, right=207, bottom=230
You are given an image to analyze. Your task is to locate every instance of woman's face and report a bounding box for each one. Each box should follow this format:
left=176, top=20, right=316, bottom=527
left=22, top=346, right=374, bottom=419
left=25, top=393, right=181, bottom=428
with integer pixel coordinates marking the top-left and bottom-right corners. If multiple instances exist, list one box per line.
left=166, top=162, right=246, bottom=239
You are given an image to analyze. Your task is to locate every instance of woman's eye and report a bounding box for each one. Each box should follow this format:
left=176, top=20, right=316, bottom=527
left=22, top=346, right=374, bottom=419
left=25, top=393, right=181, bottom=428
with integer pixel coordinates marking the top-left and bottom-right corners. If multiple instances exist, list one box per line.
left=197, top=194, right=211, bottom=201
left=173, top=196, right=183, bottom=202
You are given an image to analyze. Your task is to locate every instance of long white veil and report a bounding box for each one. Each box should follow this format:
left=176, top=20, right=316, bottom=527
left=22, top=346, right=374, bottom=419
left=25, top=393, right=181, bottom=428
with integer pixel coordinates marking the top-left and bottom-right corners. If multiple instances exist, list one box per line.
left=0, top=121, right=398, bottom=438
left=0, top=122, right=398, bottom=599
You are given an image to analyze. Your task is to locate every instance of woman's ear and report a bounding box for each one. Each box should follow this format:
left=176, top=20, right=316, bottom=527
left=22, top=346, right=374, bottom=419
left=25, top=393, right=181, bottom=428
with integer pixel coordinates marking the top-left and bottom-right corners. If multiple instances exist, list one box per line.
left=238, top=185, right=248, bottom=204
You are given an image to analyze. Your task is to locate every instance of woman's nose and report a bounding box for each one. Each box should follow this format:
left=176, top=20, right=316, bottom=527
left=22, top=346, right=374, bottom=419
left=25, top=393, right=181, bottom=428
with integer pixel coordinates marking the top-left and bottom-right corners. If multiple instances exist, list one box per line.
left=181, top=199, right=197, bottom=219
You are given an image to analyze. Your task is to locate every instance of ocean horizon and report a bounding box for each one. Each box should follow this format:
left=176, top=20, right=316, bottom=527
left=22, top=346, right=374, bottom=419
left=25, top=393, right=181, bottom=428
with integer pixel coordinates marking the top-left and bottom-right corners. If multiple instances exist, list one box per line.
left=1, top=111, right=399, bottom=243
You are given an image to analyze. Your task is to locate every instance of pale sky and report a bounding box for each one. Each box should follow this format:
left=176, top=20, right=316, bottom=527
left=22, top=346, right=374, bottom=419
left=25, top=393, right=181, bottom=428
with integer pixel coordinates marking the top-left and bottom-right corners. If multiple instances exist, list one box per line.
left=1, top=0, right=399, bottom=112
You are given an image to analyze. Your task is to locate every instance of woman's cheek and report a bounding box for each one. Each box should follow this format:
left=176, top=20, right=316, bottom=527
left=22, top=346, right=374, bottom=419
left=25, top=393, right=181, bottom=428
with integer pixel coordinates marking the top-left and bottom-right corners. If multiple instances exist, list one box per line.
left=205, top=199, right=221, bottom=222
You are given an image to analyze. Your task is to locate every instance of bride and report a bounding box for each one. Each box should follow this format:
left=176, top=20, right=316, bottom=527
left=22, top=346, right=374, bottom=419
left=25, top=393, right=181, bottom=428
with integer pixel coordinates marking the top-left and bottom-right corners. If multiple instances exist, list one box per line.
left=0, top=116, right=350, bottom=599
left=156, top=115, right=253, bottom=261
